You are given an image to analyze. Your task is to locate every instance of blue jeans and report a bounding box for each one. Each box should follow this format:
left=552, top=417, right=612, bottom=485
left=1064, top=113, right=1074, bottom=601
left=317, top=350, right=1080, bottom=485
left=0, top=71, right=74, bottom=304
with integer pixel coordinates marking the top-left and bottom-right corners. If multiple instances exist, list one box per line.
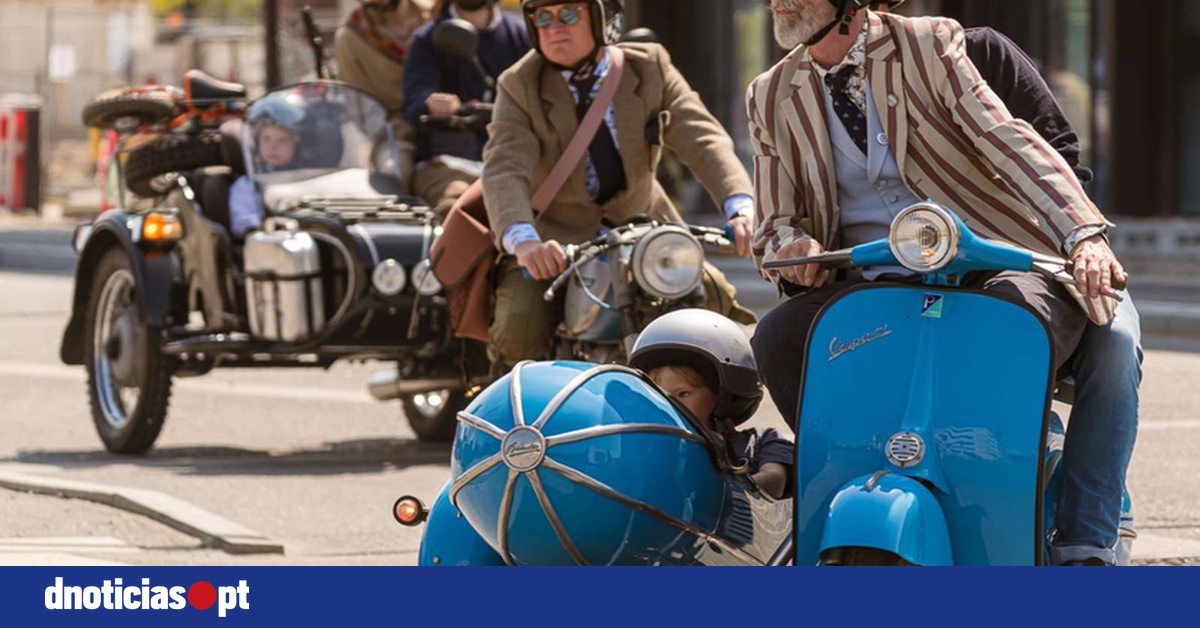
left=1050, top=294, right=1143, bottom=565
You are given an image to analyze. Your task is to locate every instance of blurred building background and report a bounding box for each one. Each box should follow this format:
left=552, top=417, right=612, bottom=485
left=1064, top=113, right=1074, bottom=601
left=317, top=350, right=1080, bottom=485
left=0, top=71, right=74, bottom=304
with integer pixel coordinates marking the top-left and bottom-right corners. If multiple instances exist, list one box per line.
left=4, top=0, right=1200, bottom=258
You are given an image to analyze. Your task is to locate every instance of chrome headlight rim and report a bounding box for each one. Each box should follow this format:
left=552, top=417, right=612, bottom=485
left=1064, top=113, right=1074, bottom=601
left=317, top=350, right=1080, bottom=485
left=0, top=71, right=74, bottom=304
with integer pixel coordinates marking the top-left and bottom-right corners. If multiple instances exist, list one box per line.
left=372, top=258, right=408, bottom=296
left=888, top=203, right=961, bottom=273
left=631, top=225, right=705, bottom=300
left=411, top=258, right=443, bottom=297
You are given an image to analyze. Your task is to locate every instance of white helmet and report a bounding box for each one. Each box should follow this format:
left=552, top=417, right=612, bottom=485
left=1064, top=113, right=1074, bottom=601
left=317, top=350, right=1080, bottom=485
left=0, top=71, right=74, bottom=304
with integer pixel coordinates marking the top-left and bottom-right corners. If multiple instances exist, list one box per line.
left=629, top=309, right=762, bottom=426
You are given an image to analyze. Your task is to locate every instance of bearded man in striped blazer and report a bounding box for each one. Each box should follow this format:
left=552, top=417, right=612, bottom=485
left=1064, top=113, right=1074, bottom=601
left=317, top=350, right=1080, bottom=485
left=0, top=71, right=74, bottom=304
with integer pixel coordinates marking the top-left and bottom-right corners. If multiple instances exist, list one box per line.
left=748, top=0, right=1138, bottom=566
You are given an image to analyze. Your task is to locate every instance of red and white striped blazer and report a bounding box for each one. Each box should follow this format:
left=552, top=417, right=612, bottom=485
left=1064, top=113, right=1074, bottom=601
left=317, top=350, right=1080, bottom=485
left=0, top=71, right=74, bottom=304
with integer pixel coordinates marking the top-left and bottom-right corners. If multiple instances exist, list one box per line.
left=746, top=12, right=1117, bottom=324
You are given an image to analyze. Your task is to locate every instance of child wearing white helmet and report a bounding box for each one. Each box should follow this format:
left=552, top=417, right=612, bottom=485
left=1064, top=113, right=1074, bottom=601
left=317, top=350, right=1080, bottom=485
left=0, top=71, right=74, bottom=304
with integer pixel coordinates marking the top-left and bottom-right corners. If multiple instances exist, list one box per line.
left=629, top=309, right=793, bottom=499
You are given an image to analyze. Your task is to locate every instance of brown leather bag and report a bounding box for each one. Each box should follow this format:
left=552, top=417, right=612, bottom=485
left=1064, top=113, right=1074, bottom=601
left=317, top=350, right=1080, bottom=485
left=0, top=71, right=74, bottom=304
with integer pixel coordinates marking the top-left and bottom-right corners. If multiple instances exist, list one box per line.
left=432, top=181, right=493, bottom=342
left=431, top=47, right=627, bottom=342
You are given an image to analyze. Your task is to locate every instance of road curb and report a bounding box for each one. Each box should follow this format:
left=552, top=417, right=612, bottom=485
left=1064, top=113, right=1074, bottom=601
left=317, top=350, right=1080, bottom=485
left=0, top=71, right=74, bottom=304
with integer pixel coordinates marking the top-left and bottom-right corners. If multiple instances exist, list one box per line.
left=0, top=468, right=284, bottom=555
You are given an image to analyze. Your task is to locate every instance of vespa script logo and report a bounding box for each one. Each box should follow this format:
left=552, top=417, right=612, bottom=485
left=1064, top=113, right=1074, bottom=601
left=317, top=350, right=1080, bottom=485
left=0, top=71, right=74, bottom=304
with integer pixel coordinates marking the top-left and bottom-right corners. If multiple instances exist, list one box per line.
left=501, top=426, right=547, bottom=472
left=828, top=325, right=894, bottom=363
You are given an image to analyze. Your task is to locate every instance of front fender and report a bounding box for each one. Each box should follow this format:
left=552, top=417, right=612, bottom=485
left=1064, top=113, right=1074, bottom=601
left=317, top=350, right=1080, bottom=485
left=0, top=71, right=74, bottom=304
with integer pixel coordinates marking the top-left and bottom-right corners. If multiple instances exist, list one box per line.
left=60, top=215, right=181, bottom=365
left=418, top=482, right=505, bottom=567
left=820, top=473, right=953, bottom=566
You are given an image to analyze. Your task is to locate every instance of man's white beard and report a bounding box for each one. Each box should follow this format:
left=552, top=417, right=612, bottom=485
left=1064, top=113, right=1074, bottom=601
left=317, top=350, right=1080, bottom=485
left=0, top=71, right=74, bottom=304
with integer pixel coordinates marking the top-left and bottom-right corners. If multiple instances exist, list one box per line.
left=772, top=2, right=837, bottom=49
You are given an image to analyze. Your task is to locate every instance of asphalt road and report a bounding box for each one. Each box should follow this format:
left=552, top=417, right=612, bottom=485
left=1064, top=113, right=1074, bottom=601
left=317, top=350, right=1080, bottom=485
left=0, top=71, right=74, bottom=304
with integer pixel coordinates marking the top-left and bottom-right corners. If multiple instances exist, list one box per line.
left=1, top=243, right=1200, bottom=565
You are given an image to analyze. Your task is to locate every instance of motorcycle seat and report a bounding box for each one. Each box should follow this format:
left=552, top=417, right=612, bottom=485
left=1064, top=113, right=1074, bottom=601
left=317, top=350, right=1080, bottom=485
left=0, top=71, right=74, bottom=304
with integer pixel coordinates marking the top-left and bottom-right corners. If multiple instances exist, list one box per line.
left=185, top=70, right=247, bottom=103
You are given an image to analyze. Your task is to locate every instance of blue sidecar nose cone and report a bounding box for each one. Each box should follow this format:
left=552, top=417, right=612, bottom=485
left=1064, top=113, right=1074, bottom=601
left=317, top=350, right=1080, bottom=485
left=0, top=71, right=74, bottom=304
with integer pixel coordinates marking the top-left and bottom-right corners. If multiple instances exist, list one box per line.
left=448, top=361, right=726, bottom=566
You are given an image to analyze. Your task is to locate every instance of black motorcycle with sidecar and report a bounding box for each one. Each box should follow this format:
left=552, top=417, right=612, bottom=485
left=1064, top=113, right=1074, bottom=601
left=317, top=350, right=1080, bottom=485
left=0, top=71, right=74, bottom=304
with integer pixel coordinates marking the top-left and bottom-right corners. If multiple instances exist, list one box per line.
left=61, top=79, right=488, bottom=454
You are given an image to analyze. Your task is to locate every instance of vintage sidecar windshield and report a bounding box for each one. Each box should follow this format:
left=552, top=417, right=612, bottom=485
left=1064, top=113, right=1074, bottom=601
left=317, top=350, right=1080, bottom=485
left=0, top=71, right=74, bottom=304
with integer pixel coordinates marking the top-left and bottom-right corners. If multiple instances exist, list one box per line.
left=242, top=82, right=393, bottom=183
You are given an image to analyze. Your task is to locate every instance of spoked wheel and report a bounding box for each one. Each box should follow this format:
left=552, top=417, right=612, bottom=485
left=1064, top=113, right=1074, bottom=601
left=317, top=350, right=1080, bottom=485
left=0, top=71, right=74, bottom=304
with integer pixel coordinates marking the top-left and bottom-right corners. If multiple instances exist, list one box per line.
left=402, top=389, right=466, bottom=442
left=84, top=248, right=174, bottom=454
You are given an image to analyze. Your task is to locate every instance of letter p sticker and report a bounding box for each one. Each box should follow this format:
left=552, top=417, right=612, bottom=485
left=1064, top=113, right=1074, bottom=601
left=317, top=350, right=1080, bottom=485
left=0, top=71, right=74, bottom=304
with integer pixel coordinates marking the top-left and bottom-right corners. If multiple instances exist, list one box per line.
left=922, top=294, right=944, bottom=319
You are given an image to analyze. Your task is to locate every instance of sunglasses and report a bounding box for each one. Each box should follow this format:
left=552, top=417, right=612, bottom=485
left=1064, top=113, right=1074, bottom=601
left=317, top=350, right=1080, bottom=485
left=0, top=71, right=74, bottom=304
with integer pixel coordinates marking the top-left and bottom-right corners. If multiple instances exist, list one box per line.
left=533, top=5, right=584, bottom=29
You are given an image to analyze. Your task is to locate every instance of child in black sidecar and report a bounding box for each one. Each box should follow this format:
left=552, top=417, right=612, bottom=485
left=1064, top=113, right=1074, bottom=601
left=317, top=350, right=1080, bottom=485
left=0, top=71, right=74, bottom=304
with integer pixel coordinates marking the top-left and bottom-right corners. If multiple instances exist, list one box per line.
left=629, top=309, right=794, bottom=499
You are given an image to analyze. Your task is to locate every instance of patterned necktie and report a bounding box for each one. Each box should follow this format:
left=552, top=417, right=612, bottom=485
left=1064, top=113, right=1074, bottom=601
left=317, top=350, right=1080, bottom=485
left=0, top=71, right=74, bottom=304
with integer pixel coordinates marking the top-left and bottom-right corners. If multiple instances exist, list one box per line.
left=825, top=65, right=868, bottom=155
left=572, top=74, right=626, bottom=205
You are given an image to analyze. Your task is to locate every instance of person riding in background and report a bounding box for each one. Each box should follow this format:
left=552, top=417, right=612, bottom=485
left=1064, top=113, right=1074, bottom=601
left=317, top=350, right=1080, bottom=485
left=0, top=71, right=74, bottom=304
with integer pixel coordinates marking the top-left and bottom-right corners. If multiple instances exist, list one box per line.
left=334, top=0, right=434, bottom=191
left=404, top=0, right=531, bottom=216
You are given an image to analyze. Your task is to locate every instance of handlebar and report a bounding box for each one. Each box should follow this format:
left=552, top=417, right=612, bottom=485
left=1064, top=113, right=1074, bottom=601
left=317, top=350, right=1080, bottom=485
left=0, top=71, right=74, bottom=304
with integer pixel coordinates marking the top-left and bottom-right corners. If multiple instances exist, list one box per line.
left=527, top=222, right=734, bottom=302
left=419, top=103, right=494, bottom=132
left=765, top=248, right=1127, bottom=298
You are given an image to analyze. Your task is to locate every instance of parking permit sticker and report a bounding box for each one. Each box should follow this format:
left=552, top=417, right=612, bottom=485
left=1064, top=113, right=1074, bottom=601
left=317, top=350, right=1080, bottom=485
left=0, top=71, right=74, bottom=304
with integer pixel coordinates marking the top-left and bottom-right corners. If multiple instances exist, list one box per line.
left=922, top=294, right=944, bottom=319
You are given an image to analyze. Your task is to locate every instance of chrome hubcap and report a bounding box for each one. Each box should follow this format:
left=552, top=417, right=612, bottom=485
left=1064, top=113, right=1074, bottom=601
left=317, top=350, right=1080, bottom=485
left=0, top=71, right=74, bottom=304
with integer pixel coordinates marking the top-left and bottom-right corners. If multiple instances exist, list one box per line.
left=93, top=269, right=142, bottom=429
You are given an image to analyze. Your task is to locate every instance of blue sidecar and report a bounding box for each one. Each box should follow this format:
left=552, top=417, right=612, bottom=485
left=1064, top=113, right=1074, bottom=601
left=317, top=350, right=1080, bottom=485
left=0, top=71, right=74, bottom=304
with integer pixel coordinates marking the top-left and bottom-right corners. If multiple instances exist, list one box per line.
left=402, top=361, right=791, bottom=566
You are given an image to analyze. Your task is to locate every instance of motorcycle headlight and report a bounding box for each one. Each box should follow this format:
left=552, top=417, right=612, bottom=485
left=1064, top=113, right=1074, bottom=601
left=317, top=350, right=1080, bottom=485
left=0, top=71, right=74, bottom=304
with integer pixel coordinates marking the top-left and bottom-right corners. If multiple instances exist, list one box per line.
left=889, top=204, right=960, bottom=273
left=372, top=258, right=407, bottom=296
left=632, top=226, right=704, bottom=300
left=411, top=259, right=442, bottom=296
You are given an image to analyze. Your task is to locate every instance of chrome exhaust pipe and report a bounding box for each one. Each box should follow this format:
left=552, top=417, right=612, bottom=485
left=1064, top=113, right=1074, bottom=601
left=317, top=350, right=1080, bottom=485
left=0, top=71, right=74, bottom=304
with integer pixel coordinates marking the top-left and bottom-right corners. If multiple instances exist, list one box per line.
left=368, top=370, right=466, bottom=401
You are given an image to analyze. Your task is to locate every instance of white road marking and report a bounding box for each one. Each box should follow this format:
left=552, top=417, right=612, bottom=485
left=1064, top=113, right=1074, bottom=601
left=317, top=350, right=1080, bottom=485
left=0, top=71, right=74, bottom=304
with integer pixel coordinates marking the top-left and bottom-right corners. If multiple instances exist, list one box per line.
left=0, top=536, right=134, bottom=566
left=0, top=360, right=375, bottom=405
left=0, top=536, right=137, bottom=553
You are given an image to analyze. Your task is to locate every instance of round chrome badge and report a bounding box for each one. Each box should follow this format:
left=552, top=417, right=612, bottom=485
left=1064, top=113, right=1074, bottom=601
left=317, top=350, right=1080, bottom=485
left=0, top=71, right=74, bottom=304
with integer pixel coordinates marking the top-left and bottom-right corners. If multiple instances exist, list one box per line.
left=501, top=426, right=546, bottom=472
left=885, top=432, right=926, bottom=469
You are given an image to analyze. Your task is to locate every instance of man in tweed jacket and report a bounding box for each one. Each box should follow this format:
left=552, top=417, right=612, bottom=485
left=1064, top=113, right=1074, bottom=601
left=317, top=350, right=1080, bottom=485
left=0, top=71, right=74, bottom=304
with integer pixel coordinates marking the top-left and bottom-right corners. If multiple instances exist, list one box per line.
left=749, top=0, right=1136, bottom=566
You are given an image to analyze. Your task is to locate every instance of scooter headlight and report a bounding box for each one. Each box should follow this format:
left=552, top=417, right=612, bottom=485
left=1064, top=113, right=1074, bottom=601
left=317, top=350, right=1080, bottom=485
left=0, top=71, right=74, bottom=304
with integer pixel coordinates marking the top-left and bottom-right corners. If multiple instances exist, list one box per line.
left=889, top=204, right=961, bottom=273
left=632, top=226, right=704, bottom=300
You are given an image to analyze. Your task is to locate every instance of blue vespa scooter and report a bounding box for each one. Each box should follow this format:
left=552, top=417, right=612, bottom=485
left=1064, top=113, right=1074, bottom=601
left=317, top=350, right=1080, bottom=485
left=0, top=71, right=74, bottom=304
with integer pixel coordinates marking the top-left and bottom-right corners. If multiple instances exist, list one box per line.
left=763, top=202, right=1133, bottom=566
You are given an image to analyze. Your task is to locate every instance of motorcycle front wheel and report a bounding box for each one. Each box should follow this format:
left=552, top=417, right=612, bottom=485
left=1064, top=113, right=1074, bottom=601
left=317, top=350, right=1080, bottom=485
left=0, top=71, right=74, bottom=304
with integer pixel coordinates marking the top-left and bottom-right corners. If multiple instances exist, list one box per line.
left=401, top=389, right=465, bottom=442
left=84, top=248, right=175, bottom=454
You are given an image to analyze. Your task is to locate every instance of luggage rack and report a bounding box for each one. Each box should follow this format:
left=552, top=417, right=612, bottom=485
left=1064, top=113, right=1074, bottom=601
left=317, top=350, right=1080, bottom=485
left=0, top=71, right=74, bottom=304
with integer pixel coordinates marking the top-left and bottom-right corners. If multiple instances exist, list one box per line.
left=290, top=197, right=434, bottom=223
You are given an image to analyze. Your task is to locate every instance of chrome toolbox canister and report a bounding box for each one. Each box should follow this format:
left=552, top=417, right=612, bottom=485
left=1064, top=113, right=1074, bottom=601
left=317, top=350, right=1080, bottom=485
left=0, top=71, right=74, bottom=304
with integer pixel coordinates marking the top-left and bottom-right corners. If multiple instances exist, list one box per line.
left=244, top=219, right=326, bottom=342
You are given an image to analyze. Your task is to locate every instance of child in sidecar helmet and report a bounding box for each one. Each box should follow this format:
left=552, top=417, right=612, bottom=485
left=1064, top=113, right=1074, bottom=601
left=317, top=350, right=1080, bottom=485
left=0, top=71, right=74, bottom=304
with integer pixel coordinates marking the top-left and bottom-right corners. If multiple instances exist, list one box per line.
left=629, top=309, right=793, bottom=500
left=227, top=101, right=305, bottom=237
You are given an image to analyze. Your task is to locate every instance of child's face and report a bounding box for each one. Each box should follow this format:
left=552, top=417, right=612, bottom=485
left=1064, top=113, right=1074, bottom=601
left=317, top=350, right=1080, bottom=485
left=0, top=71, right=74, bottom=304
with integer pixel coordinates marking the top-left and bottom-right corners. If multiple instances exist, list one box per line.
left=258, top=124, right=299, bottom=169
left=651, top=367, right=718, bottom=426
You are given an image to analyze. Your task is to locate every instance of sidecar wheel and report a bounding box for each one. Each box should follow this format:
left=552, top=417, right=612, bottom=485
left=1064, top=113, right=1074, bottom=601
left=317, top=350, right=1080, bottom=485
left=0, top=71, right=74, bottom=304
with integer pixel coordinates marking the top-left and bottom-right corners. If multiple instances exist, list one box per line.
left=821, top=547, right=914, bottom=566
left=402, top=389, right=465, bottom=442
left=84, top=248, right=175, bottom=455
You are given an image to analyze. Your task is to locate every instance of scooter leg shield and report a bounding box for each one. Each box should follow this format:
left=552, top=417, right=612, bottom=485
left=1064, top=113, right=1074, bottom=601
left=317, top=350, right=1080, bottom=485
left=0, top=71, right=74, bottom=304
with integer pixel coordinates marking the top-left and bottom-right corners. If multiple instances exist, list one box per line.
left=418, top=482, right=506, bottom=566
left=819, top=473, right=954, bottom=566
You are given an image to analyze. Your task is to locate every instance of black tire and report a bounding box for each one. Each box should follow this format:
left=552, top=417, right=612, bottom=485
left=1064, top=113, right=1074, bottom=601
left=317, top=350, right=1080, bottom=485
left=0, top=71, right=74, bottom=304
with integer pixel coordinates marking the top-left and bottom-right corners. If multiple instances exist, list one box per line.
left=821, top=547, right=914, bottom=566
left=82, top=92, right=175, bottom=129
left=402, top=389, right=467, bottom=442
left=84, top=248, right=175, bottom=454
left=125, top=131, right=226, bottom=198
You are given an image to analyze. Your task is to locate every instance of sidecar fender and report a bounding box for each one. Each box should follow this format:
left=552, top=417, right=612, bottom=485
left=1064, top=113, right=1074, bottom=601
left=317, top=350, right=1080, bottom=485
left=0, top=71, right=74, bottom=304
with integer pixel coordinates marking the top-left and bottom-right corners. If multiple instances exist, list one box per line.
left=820, top=473, right=953, bottom=566
left=418, top=482, right=506, bottom=567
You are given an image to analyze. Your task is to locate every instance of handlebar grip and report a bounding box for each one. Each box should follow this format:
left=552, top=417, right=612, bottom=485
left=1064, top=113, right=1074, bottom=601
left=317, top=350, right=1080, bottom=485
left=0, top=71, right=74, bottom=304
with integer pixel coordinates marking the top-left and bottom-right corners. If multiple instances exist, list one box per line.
left=724, top=224, right=736, bottom=241
left=1063, top=260, right=1129, bottom=291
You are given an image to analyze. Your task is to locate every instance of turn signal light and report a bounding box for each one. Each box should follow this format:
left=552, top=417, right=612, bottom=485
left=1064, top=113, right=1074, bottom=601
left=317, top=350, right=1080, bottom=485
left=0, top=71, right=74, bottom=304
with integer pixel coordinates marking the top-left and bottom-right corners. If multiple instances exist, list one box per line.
left=393, top=496, right=428, bottom=527
left=142, top=213, right=183, bottom=242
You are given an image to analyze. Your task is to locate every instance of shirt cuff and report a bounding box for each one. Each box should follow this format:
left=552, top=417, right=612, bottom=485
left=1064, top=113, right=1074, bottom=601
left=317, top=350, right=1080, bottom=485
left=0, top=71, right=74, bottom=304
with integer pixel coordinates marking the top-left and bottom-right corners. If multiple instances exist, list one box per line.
left=724, top=195, right=755, bottom=220
left=502, top=223, right=542, bottom=255
left=1063, top=225, right=1108, bottom=256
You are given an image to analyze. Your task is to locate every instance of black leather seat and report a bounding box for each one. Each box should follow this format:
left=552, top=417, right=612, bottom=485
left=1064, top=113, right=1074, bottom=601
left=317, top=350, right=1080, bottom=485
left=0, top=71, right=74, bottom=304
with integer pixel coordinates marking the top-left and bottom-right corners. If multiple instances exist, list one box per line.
left=185, top=70, right=247, bottom=102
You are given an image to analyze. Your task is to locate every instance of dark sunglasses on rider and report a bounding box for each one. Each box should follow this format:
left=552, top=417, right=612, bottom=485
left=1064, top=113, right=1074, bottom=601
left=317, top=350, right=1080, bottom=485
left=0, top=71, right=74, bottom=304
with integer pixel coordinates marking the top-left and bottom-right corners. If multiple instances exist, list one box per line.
left=533, top=5, right=583, bottom=29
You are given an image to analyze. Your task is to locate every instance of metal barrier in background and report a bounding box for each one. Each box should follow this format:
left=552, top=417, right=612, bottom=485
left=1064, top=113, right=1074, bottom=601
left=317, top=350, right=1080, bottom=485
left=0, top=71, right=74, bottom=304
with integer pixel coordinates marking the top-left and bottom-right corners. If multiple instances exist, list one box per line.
left=0, top=94, right=42, bottom=212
